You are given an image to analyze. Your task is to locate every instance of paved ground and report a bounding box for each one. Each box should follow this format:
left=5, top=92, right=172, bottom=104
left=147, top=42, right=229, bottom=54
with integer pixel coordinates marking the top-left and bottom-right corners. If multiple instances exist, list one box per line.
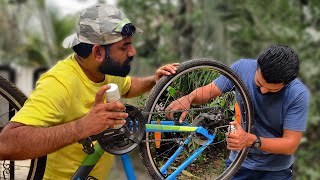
left=108, top=153, right=150, bottom=180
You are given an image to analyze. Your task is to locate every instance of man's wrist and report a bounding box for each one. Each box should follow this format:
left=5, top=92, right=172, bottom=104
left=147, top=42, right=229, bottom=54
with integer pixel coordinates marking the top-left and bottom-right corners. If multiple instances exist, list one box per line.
left=247, top=133, right=257, bottom=147
left=153, top=75, right=157, bottom=84
left=251, top=134, right=262, bottom=148
left=74, top=118, right=88, bottom=140
left=186, top=93, right=196, bottom=104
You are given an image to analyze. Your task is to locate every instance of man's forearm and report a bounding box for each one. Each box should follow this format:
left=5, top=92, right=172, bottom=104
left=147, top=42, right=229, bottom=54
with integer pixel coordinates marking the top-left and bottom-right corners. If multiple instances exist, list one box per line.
left=188, top=82, right=221, bottom=105
left=0, top=121, right=82, bottom=160
left=259, top=136, right=301, bottom=155
left=240, top=130, right=302, bottom=155
left=124, top=76, right=156, bottom=98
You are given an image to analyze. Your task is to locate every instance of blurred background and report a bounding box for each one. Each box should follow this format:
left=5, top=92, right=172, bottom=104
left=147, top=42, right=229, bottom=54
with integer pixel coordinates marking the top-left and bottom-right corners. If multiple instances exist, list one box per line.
left=0, top=0, right=319, bottom=179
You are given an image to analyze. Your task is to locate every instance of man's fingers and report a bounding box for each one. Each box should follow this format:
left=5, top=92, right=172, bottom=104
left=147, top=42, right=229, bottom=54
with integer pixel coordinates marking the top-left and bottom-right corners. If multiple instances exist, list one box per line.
left=172, top=63, right=180, bottom=67
left=165, top=105, right=173, bottom=119
left=179, top=111, right=188, bottom=123
left=95, top=85, right=110, bottom=105
left=111, top=119, right=127, bottom=125
left=106, top=111, right=128, bottom=120
left=157, top=69, right=172, bottom=76
left=226, top=139, right=237, bottom=149
left=230, top=120, right=240, bottom=127
left=158, top=63, right=179, bottom=74
left=108, top=119, right=126, bottom=129
left=105, top=101, right=126, bottom=111
left=162, top=64, right=178, bottom=74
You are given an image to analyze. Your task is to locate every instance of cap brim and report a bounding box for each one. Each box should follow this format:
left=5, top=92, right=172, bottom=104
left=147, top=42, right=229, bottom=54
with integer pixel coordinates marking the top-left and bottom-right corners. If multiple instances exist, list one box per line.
left=62, top=33, right=81, bottom=48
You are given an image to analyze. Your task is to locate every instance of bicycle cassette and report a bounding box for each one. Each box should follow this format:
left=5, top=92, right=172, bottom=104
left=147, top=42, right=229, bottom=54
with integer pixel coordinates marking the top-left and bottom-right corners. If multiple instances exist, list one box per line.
left=191, top=111, right=226, bottom=145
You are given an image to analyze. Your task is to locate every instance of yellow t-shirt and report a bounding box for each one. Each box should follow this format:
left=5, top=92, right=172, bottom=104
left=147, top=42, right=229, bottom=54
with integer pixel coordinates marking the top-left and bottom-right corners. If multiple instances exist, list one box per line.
left=11, top=54, right=131, bottom=180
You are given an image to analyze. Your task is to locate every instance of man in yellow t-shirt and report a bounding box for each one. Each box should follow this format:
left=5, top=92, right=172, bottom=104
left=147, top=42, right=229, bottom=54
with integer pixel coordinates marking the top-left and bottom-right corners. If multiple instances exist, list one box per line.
left=0, top=4, right=178, bottom=180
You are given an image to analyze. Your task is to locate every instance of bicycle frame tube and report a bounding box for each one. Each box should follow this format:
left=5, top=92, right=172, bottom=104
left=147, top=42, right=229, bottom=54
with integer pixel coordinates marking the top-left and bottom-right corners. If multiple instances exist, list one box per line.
left=71, top=143, right=105, bottom=180
left=74, top=121, right=214, bottom=180
left=71, top=143, right=137, bottom=180
left=167, top=137, right=213, bottom=180
left=121, top=154, right=136, bottom=180
left=145, top=123, right=215, bottom=180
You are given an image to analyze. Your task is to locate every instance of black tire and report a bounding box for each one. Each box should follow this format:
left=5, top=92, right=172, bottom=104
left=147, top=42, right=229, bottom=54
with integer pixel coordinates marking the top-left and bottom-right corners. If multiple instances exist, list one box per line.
left=139, top=59, right=254, bottom=179
left=0, top=76, right=46, bottom=180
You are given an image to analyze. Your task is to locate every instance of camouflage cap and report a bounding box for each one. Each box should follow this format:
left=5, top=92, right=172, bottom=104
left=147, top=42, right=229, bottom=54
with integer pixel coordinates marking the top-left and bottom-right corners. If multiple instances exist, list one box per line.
left=62, top=4, right=142, bottom=48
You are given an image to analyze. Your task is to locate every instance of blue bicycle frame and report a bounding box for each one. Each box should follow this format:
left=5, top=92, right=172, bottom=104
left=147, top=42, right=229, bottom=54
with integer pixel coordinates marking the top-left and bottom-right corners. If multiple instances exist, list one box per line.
left=71, top=121, right=215, bottom=180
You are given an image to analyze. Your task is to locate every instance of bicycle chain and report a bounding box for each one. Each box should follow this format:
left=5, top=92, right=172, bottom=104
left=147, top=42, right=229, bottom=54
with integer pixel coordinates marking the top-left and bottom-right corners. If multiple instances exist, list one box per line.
left=142, top=137, right=187, bottom=143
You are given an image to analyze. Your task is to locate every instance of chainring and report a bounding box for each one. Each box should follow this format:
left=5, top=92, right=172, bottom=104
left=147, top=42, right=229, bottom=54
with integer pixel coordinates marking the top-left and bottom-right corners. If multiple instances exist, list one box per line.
left=97, top=104, right=146, bottom=155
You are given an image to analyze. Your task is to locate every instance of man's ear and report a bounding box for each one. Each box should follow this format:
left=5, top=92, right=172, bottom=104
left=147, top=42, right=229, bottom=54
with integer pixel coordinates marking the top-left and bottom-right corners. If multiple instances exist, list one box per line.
left=92, top=45, right=106, bottom=63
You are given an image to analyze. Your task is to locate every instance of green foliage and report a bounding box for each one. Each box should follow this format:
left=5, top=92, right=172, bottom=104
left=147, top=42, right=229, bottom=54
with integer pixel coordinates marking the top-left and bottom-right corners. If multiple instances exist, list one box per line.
left=49, top=10, right=77, bottom=61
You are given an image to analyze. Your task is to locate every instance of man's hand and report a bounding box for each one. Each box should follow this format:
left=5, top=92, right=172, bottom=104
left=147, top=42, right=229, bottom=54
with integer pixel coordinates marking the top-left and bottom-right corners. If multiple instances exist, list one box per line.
left=77, top=85, right=128, bottom=138
left=226, top=121, right=252, bottom=151
left=165, top=95, right=192, bottom=123
left=154, top=63, right=179, bottom=82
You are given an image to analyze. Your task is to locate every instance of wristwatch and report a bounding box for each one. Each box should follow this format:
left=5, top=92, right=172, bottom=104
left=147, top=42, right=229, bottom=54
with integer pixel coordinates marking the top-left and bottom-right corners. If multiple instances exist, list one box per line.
left=251, top=135, right=261, bottom=148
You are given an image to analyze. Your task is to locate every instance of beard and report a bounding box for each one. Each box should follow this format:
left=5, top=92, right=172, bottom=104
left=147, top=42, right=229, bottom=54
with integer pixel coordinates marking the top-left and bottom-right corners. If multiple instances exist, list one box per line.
left=98, top=55, right=133, bottom=77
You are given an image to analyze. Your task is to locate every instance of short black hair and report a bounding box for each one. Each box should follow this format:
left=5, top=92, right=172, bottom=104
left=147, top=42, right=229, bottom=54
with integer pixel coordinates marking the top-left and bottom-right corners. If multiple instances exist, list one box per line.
left=72, top=43, right=111, bottom=59
left=72, top=43, right=94, bottom=59
left=257, top=44, right=299, bottom=84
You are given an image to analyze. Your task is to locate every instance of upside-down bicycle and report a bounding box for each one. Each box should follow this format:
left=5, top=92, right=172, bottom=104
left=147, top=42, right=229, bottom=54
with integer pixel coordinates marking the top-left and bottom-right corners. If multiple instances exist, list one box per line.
left=0, top=58, right=253, bottom=180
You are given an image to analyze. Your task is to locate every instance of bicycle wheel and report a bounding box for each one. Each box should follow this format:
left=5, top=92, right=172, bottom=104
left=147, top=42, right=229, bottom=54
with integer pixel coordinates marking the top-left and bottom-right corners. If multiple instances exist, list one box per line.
left=139, top=59, right=254, bottom=179
left=0, top=76, right=46, bottom=180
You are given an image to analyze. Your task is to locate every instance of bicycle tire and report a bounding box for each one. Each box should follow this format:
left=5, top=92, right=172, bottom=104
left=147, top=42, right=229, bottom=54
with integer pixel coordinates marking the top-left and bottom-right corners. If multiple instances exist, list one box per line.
left=139, top=58, right=254, bottom=179
left=0, top=76, right=46, bottom=180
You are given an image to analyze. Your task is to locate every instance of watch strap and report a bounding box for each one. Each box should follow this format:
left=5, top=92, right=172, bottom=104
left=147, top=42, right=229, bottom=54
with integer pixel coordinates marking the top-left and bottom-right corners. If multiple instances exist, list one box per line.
left=251, top=135, right=261, bottom=148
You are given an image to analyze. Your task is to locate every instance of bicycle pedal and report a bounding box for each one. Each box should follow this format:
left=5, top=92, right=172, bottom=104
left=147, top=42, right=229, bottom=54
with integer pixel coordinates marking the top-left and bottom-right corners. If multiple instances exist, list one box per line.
left=83, top=147, right=95, bottom=155
left=78, top=138, right=95, bottom=155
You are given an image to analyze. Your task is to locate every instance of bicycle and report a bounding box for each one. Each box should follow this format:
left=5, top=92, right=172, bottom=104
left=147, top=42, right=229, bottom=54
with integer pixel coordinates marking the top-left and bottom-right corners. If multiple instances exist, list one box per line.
left=0, top=58, right=253, bottom=180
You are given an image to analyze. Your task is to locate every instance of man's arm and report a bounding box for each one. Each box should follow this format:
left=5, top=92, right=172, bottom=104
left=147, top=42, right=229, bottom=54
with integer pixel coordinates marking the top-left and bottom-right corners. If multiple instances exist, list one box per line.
left=123, top=76, right=156, bottom=98
left=186, top=82, right=222, bottom=105
left=0, top=85, right=128, bottom=160
left=0, top=121, right=82, bottom=160
left=227, top=121, right=302, bottom=155
left=165, top=82, right=222, bottom=122
left=259, top=130, right=302, bottom=155
left=123, top=63, right=179, bottom=98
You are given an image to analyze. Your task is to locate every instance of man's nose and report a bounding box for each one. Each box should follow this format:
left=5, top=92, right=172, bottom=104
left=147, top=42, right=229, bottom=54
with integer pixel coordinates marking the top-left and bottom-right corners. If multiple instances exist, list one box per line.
left=128, top=45, right=136, bottom=57
left=260, top=87, right=269, bottom=94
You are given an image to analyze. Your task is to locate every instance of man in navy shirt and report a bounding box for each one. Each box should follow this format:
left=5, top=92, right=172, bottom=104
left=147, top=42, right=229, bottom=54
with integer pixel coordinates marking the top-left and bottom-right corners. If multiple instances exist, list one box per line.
left=166, top=44, right=309, bottom=179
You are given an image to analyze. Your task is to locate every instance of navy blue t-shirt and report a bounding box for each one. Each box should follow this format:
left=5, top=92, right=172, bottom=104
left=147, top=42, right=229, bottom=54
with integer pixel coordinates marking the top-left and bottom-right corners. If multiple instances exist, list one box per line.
left=214, top=59, right=309, bottom=171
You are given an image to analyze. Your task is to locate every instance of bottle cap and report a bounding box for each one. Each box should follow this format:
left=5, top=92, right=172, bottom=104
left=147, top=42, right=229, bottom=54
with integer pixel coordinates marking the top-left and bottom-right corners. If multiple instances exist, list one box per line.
left=106, top=83, right=120, bottom=102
